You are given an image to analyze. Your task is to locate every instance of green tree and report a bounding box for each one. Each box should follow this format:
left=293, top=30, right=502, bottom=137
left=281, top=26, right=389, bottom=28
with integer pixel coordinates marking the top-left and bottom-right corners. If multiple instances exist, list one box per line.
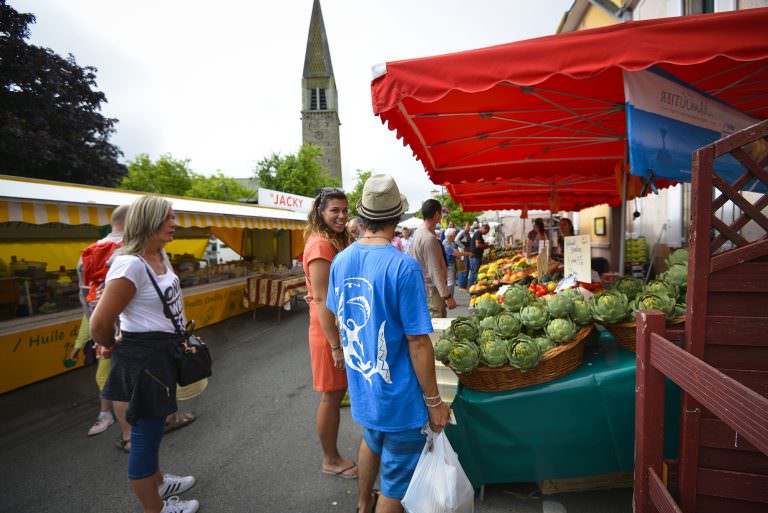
left=119, top=154, right=193, bottom=195
left=0, top=2, right=126, bottom=185
left=187, top=172, right=254, bottom=202
left=254, top=144, right=340, bottom=197
left=434, top=191, right=482, bottom=226
left=346, top=169, right=372, bottom=217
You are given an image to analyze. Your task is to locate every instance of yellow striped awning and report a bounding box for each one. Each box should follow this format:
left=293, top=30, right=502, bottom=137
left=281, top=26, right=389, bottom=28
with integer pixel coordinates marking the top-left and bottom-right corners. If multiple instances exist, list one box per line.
left=0, top=200, right=304, bottom=230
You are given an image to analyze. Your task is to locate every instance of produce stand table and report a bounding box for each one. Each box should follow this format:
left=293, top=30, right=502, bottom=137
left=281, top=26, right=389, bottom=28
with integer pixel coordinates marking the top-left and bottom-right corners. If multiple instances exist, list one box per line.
left=245, top=273, right=307, bottom=321
left=445, top=330, right=680, bottom=488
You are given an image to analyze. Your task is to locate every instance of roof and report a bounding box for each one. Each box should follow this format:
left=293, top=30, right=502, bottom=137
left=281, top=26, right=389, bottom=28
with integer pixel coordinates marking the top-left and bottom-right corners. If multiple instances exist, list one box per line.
left=370, top=8, right=768, bottom=210
left=0, top=175, right=306, bottom=230
left=302, top=0, right=334, bottom=78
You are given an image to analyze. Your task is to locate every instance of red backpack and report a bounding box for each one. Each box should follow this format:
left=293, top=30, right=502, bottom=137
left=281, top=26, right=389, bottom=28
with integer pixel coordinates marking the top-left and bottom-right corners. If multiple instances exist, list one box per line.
left=81, top=240, right=122, bottom=303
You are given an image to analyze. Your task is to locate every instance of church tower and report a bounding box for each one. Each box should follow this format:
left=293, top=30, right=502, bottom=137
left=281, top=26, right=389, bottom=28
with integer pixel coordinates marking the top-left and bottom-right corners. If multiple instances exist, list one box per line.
left=302, top=0, right=342, bottom=184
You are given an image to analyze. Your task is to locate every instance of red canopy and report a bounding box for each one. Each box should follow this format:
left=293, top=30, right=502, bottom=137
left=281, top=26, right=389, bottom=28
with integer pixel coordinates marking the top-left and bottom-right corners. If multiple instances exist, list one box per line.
left=371, top=8, right=768, bottom=211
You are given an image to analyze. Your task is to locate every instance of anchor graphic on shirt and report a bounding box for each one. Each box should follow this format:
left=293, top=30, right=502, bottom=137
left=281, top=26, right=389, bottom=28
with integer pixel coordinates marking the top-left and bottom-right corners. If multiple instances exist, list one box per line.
left=336, top=278, right=391, bottom=385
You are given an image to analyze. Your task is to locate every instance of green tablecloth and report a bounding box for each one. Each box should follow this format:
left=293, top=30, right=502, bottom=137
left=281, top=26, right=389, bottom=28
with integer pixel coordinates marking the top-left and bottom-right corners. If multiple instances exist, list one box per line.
left=445, top=331, right=680, bottom=487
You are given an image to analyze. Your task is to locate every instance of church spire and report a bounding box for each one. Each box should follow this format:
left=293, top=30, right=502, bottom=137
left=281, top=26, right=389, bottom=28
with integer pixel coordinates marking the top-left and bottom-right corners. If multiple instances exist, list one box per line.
left=303, top=0, right=334, bottom=78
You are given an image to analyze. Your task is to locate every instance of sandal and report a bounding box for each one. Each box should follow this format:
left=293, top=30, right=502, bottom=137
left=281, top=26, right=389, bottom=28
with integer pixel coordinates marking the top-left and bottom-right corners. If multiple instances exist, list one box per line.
left=321, top=462, right=358, bottom=480
left=164, top=411, right=196, bottom=434
left=114, top=436, right=130, bottom=453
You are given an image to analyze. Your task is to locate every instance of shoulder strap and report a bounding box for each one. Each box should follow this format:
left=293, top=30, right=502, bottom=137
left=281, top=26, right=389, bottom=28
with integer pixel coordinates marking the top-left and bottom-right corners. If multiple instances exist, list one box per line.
left=139, top=258, right=184, bottom=336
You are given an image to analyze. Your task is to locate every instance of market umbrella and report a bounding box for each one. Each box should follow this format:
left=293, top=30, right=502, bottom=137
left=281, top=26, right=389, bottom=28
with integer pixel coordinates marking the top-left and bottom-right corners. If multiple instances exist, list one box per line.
left=370, top=8, right=768, bottom=211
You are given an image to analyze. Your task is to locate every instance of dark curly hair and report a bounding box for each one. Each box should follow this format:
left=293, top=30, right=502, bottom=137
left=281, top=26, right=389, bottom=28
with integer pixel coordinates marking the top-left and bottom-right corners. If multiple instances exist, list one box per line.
left=304, top=188, right=351, bottom=253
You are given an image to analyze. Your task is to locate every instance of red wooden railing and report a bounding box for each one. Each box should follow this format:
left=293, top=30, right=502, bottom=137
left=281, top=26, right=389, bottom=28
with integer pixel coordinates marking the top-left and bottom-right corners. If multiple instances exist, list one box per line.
left=634, top=311, right=768, bottom=513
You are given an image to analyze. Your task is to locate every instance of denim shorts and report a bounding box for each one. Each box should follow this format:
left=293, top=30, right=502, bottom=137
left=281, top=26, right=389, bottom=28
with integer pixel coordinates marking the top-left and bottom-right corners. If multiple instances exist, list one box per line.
left=128, top=416, right=165, bottom=480
left=364, top=427, right=426, bottom=499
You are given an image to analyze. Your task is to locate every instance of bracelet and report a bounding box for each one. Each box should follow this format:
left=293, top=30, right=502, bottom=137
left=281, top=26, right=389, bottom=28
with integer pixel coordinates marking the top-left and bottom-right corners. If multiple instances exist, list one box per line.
left=426, top=400, right=444, bottom=408
left=423, top=393, right=441, bottom=401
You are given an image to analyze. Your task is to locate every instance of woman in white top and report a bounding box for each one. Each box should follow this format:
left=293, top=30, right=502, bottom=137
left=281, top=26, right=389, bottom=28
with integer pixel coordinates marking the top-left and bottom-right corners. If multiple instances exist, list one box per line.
left=90, top=196, right=199, bottom=513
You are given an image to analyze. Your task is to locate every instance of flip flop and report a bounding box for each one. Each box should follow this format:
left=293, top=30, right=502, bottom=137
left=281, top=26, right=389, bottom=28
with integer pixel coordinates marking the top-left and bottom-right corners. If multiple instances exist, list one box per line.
left=321, top=462, right=358, bottom=480
left=164, top=411, right=196, bottom=434
left=114, top=436, right=130, bottom=453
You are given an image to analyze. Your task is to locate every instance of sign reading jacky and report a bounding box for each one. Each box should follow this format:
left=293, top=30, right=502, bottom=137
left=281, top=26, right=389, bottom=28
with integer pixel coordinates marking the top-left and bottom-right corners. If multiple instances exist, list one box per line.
left=258, top=187, right=313, bottom=213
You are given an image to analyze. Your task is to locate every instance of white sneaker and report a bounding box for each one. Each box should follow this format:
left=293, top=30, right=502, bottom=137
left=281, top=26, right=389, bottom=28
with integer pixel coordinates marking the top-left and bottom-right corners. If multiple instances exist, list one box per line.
left=160, top=496, right=199, bottom=513
left=158, top=473, right=196, bottom=500
left=86, top=414, right=114, bottom=436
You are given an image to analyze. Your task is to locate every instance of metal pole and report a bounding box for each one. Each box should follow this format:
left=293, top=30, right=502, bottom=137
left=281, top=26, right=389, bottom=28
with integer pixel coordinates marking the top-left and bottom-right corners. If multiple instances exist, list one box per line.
left=619, top=165, right=628, bottom=276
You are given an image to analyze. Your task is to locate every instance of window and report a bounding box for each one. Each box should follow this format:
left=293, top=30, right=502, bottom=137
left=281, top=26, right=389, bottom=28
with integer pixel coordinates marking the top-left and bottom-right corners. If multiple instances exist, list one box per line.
left=685, top=0, right=714, bottom=14
left=310, top=88, right=327, bottom=111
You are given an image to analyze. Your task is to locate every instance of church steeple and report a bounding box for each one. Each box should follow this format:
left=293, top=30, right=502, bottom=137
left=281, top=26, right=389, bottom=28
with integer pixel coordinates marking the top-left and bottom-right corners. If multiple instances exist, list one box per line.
left=301, top=0, right=342, bottom=184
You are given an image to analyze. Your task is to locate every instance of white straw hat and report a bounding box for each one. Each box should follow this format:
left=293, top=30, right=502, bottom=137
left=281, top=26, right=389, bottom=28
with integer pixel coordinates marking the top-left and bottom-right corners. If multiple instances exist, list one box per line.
left=357, top=174, right=409, bottom=221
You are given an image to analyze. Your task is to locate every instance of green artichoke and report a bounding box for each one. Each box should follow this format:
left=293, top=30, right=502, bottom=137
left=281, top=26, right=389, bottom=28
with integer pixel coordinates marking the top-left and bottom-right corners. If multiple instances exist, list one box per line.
left=571, top=297, right=593, bottom=326
left=533, top=335, right=557, bottom=355
left=674, top=303, right=686, bottom=318
left=546, top=294, right=575, bottom=318
left=449, top=317, right=479, bottom=342
left=506, top=335, right=542, bottom=372
left=479, top=316, right=496, bottom=331
left=589, top=290, right=630, bottom=325
left=448, top=339, right=480, bottom=374
left=611, top=275, right=644, bottom=300
left=558, top=287, right=583, bottom=299
left=478, top=328, right=496, bottom=344
left=474, top=297, right=502, bottom=319
left=633, top=292, right=677, bottom=321
left=520, top=302, right=550, bottom=330
left=502, top=285, right=532, bottom=312
left=662, top=263, right=688, bottom=289
left=494, top=312, right=522, bottom=339
left=479, top=336, right=509, bottom=368
left=667, top=248, right=689, bottom=267
left=434, top=336, right=454, bottom=362
left=545, top=317, right=578, bottom=344
left=644, top=280, right=677, bottom=298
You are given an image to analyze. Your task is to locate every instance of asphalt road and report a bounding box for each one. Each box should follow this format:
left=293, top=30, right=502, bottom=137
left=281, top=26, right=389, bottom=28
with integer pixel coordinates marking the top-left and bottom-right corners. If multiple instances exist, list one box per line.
left=0, top=293, right=632, bottom=513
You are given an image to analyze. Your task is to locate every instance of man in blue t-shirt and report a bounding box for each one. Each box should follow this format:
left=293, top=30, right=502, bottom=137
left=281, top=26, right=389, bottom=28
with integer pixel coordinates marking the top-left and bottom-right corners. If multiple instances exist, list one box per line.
left=320, top=174, right=451, bottom=513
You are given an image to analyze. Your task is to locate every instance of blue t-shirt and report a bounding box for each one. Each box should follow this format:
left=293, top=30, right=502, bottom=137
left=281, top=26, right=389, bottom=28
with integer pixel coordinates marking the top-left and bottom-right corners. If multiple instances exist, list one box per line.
left=326, top=242, right=433, bottom=432
left=443, top=240, right=456, bottom=266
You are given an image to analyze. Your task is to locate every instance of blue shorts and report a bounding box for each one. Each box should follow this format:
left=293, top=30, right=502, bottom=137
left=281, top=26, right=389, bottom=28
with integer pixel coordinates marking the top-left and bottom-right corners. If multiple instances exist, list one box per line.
left=128, top=416, right=165, bottom=480
left=364, top=427, right=427, bottom=499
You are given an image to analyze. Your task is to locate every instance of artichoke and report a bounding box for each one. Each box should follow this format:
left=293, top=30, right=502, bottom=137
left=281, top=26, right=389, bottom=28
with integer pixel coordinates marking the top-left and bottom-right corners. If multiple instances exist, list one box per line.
left=520, top=302, right=550, bottom=330
left=474, top=297, right=502, bottom=319
left=667, top=248, right=689, bottom=267
left=494, top=312, right=522, bottom=339
left=479, top=336, right=509, bottom=368
left=644, top=280, right=677, bottom=298
left=434, top=336, right=454, bottom=362
left=545, top=317, right=578, bottom=344
left=589, top=290, right=630, bottom=325
left=478, top=328, right=496, bottom=344
left=449, top=317, right=479, bottom=342
left=558, top=287, right=583, bottom=299
left=506, top=335, right=542, bottom=372
left=571, top=297, right=593, bottom=326
left=447, top=339, right=480, bottom=374
left=533, top=335, right=557, bottom=355
left=633, top=292, right=677, bottom=321
left=611, top=275, right=644, bottom=300
left=502, top=285, right=532, bottom=312
left=662, top=263, right=688, bottom=289
left=674, top=303, right=686, bottom=318
left=547, top=294, right=575, bottom=318
left=479, top=316, right=496, bottom=331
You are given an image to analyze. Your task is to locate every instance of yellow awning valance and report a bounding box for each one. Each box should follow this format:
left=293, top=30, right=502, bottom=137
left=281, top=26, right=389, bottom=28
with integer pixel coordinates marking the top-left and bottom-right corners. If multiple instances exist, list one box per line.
left=174, top=212, right=303, bottom=231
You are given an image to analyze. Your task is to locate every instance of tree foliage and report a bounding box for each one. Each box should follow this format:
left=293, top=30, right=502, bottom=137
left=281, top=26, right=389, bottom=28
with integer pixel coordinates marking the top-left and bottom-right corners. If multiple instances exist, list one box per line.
left=346, top=169, right=372, bottom=217
left=433, top=191, right=483, bottom=226
left=119, top=154, right=253, bottom=202
left=254, top=144, right=340, bottom=197
left=0, top=2, right=127, bottom=185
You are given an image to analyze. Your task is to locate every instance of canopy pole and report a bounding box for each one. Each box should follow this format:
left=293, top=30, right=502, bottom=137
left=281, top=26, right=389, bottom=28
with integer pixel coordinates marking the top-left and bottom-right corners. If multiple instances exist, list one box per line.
left=618, top=156, right=629, bottom=276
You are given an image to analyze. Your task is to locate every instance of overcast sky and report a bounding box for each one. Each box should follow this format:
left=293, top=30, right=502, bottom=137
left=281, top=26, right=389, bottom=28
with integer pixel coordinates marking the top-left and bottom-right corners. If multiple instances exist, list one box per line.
left=20, top=0, right=572, bottom=208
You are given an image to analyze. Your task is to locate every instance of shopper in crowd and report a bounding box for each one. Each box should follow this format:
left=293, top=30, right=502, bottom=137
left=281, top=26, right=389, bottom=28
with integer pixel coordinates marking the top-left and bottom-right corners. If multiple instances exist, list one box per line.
left=527, top=218, right=548, bottom=254
left=442, top=228, right=459, bottom=299
left=469, top=223, right=491, bottom=286
left=320, top=174, right=451, bottom=513
left=71, top=205, right=130, bottom=438
left=409, top=199, right=456, bottom=318
left=401, top=226, right=414, bottom=254
left=347, top=217, right=363, bottom=241
left=90, top=196, right=199, bottom=513
left=302, top=188, right=358, bottom=480
left=455, top=222, right=472, bottom=290
left=391, top=230, right=404, bottom=252
left=555, top=218, right=575, bottom=259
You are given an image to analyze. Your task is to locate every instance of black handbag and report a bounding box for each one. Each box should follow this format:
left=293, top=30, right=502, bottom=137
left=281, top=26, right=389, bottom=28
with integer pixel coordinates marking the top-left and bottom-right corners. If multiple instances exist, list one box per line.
left=142, top=260, right=212, bottom=386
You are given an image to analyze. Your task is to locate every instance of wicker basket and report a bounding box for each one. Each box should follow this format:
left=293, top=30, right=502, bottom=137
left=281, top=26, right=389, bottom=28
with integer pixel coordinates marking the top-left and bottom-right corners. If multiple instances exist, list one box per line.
left=604, top=317, right=685, bottom=352
left=454, top=325, right=593, bottom=392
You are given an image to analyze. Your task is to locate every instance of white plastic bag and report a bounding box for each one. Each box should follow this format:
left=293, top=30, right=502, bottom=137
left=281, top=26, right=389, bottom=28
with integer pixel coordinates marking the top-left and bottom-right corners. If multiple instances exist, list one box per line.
left=401, top=428, right=475, bottom=513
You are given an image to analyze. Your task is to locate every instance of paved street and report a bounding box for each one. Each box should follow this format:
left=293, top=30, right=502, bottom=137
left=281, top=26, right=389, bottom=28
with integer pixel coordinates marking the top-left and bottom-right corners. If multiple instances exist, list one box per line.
left=0, top=292, right=631, bottom=512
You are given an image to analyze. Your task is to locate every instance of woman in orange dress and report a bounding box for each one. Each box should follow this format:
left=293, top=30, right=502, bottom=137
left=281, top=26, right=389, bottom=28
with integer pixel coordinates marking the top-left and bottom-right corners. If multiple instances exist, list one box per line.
left=303, top=188, right=358, bottom=479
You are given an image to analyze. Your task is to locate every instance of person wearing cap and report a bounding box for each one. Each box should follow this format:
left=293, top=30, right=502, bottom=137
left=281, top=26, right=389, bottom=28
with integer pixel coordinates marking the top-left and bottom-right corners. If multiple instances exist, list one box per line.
left=320, top=174, right=451, bottom=513
left=409, top=199, right=457, bottom=318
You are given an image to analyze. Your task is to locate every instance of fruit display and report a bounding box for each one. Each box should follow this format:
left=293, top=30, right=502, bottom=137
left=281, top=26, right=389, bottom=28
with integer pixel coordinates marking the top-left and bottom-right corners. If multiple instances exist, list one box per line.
left=469, top=254, right=534, bottom=295
left=625, top=237, right=649, bottom=264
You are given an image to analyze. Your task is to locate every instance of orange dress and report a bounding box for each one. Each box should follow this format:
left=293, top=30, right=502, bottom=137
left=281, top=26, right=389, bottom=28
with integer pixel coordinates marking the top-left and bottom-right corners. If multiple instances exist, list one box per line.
left=303, top=234, right=348, bottom=392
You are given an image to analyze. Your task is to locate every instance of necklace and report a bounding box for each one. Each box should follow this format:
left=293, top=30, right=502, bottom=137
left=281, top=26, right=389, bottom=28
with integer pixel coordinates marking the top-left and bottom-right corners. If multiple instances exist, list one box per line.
left=359, top=235, right=393, bottom=242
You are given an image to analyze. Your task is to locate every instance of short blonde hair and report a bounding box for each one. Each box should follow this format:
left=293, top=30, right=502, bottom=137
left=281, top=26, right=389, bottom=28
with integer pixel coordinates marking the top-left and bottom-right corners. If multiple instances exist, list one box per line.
left=118, top=196, right=173, bottom=256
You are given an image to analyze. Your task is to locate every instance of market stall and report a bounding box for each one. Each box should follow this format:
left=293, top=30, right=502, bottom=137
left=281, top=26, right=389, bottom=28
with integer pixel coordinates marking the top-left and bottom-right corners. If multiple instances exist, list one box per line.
left=0, top=175, right=306, bottom=393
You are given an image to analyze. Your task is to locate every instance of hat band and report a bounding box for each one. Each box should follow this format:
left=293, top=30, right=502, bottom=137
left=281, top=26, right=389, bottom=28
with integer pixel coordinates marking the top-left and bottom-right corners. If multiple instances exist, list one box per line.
left=360, top=201, right=403, bottom=217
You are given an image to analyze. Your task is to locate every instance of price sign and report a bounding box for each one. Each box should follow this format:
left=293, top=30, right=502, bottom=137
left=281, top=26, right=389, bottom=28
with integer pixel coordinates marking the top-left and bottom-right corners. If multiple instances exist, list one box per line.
left=564, top=235, right=592, bottom=283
